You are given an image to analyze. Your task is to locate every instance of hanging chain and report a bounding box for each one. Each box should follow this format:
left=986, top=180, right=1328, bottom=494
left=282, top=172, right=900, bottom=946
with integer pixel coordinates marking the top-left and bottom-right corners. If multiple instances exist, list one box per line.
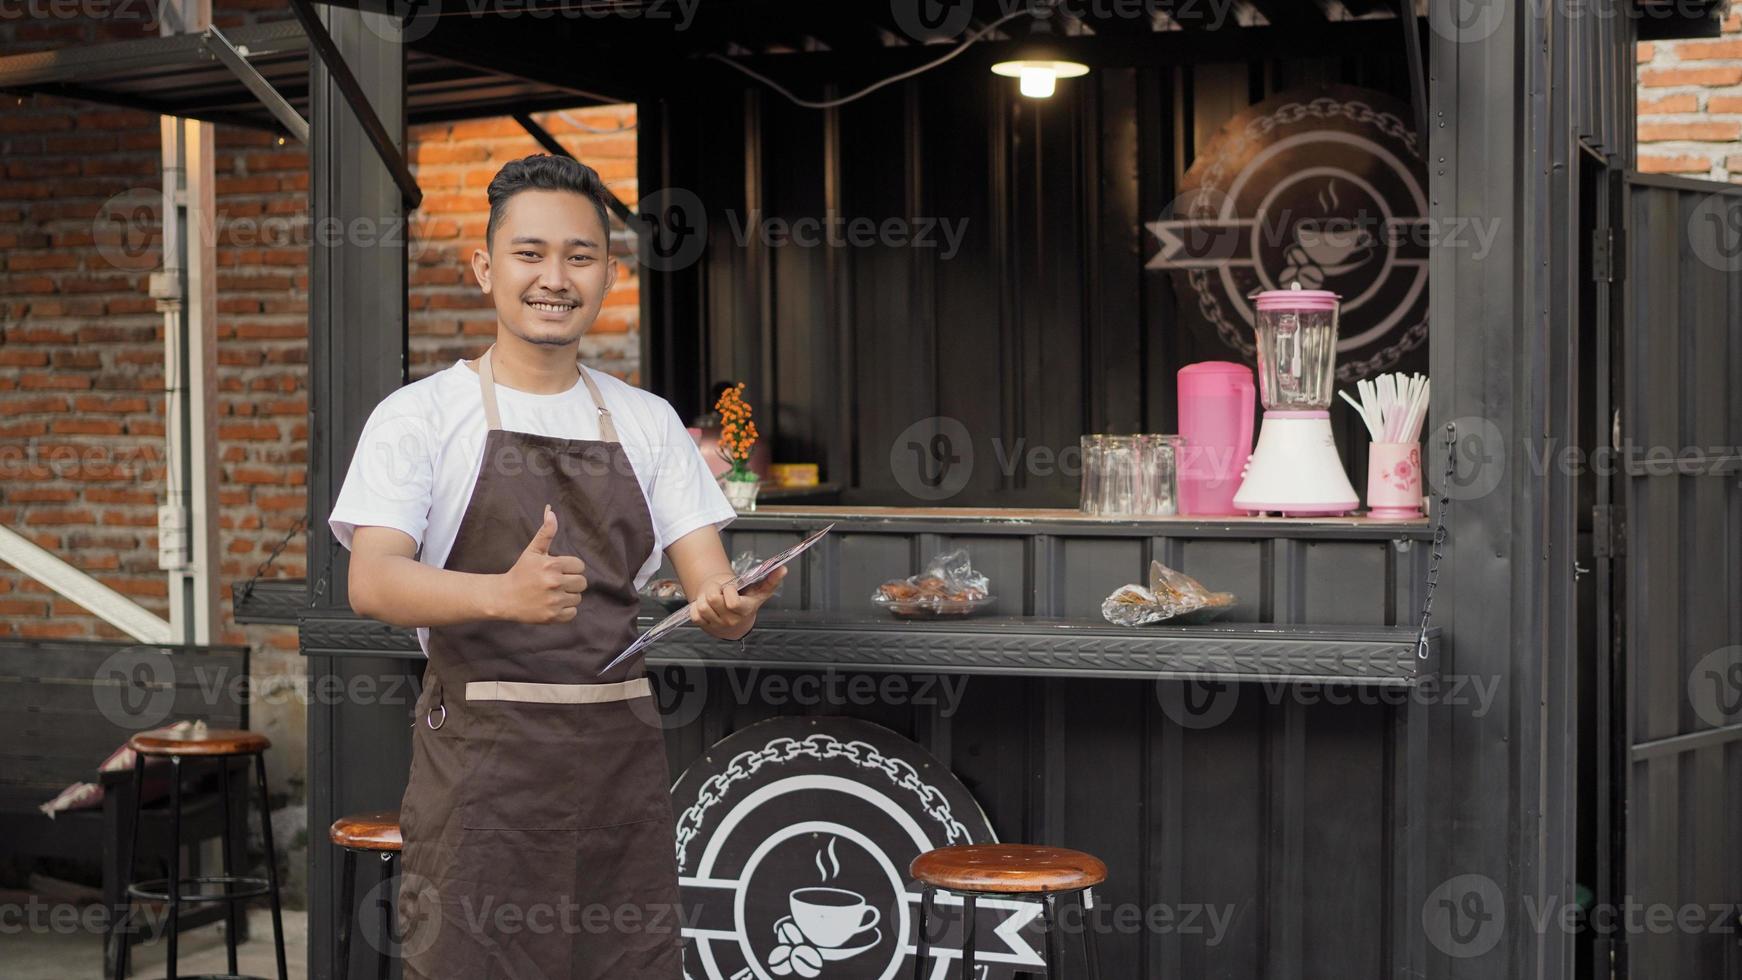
left=238, top=513, right=308, bottom=606
left=1414, top=421, right=1457, bottom=659
left=311, top=532, right=338, bottom=604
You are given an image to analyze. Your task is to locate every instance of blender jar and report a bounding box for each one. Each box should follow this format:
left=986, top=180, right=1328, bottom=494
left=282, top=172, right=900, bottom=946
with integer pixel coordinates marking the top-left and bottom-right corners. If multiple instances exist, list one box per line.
left=1253, top=288, right=1340, bottom=410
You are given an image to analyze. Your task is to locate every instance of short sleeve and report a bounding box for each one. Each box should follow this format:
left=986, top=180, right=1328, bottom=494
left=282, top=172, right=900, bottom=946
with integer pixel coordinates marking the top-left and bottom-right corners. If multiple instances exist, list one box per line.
left=645, top=398, right=736, bottom=553
left=328, top=396, right=436, bottom=552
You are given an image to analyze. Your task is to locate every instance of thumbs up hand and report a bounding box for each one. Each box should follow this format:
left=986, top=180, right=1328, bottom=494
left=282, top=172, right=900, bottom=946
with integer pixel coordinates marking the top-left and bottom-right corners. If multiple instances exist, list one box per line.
left=490, top=505, right=589, bottom=624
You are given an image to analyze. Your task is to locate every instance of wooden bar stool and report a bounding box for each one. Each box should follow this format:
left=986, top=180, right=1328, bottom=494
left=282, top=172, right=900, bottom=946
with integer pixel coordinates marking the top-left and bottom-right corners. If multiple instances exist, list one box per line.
left=911, top=844, right=1107, bottom=980
left=329, top=811, right=404, bottom=980
left=113, top=728, right=287, bottom=980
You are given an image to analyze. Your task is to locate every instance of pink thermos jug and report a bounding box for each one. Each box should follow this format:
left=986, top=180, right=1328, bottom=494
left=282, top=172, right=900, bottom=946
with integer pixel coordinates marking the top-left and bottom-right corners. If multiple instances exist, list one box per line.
left=1177, top=362, right=1256, bottom=516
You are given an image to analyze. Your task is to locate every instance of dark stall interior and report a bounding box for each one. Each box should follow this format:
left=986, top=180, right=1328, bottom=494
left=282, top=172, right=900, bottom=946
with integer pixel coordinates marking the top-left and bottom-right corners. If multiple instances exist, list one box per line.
left=632, top=8, right=1429, bottom=506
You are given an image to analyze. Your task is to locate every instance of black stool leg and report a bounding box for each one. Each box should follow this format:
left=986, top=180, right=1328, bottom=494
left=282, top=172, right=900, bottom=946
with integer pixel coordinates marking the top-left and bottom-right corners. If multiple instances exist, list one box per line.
left=219, top=759, right=240, bottom=977
left=1081, top=888, right=1101, bottom=980
left=336, top=847, right=357, bottom=980
left=376, top=853, right=394, bottom=980
left=166, top=757, right=182, bottom=980
left=254, top=752, right=289, bottom=980
left=961, top=892, right=977, bottom=979
left=1040, top=893, right=1058, bottom=979
left=912, top=885, right=932, bottom=980
left=113, top=752, right=145, bottom=980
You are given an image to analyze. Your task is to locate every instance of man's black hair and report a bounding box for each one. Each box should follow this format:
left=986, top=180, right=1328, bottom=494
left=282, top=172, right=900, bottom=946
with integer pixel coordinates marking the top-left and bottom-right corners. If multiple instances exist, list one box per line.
left=484, top=154, right=613, bottom=251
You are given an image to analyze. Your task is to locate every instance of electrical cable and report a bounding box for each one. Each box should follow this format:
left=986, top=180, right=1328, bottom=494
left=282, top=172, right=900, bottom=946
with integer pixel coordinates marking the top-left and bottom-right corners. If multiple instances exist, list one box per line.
left=554, top=108, right=636, bottom=134
left=704, top=6, right=1036, bottom=110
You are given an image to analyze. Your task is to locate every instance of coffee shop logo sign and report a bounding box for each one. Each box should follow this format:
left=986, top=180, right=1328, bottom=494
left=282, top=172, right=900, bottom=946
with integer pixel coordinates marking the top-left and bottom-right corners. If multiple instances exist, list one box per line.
left=673, top=717, right=1041, bottom=979
left=1147, top=86, right=1429, bottom=382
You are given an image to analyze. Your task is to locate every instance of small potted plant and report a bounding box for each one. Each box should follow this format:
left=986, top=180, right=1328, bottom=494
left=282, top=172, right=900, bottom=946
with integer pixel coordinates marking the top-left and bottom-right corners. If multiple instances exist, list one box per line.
left=715, top=382, right=761, bottom=511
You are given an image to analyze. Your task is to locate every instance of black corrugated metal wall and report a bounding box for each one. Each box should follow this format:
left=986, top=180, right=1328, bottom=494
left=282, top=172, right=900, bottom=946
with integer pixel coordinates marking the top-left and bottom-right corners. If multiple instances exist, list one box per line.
left=1618, top=173, right=1742, bottom=980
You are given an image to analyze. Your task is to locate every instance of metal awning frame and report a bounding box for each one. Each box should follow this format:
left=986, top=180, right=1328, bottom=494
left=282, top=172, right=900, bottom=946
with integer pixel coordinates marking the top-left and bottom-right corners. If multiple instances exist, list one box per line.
left=203, top=25, right=309, bottom=144
left=287, top=0, right=421, bottom=210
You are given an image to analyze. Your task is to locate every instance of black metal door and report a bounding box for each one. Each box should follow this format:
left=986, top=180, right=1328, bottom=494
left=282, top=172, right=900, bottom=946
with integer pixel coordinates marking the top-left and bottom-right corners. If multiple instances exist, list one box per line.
left=1613, top=172, right=1742, bottom=980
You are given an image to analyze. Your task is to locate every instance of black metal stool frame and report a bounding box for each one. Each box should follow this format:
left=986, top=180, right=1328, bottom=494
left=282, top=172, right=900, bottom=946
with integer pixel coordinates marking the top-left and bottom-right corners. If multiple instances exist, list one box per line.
left=912, top=883, right=1102, bottom=980
left=112, top=750, right=288, bottom=980
left=335, top=845, right=398, bottom=980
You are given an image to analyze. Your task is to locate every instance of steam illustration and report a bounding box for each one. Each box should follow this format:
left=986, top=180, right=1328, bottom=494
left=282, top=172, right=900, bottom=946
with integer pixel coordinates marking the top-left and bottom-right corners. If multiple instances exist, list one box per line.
left=815, top=837, right=841, bottom=881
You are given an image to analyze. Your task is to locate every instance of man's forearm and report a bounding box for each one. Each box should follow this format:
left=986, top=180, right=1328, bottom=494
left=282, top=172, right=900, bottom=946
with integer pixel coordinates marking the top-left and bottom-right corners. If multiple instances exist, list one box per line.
left=350, top=553, right=504, bottom=628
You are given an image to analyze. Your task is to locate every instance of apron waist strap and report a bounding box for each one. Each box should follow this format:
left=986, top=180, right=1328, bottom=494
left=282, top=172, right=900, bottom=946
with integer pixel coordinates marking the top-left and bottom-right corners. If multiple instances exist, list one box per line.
left=464, top=677, right=651, bottom=704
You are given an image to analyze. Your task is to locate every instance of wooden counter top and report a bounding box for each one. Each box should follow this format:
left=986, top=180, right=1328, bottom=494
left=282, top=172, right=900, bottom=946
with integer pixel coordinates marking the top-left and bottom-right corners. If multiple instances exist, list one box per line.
left=728, top=505, right=1434, bottom=540
left=747, top=505, right=1428, bottom=526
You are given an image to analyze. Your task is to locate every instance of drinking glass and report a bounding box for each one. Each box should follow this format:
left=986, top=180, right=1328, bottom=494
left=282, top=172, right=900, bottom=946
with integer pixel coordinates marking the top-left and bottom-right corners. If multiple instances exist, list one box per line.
left=1137, top=434, right=1182, bottom=515
left=1079, top=435, right=1105, bottom=515
left=1098, top=436, right=1142, bottom=516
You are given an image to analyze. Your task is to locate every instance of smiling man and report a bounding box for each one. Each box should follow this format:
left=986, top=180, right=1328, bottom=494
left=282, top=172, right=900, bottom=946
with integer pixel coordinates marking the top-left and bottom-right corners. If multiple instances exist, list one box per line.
left=328, top=154, right=782, bottom=979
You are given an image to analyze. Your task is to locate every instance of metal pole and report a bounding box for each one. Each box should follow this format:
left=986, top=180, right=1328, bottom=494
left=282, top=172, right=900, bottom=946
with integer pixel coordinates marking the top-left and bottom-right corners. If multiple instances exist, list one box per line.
left=155, top=0, right=220, bottom=646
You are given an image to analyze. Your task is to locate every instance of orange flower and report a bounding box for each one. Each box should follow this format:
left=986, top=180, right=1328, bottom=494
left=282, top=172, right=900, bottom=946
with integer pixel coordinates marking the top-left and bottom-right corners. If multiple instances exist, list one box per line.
left=714, top=382, right=758, bottom=464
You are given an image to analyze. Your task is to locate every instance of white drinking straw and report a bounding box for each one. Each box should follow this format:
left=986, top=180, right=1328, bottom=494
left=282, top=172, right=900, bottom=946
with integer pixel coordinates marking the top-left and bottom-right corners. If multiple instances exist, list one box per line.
left=1343, top=373, right=1431, bottom=443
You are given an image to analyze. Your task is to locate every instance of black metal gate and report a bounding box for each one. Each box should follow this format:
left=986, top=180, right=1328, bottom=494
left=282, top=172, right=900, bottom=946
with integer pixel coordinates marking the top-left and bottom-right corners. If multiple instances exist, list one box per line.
left=1613, top=173, right=1742, bottom=980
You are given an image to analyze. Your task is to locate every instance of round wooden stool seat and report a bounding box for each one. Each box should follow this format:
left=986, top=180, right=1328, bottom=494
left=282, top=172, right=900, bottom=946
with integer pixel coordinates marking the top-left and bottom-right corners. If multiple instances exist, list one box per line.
left=128, top=728, right=271, bottom=757
left=330, top=811, right=403, bottom=852
left=911, top=844, right=1108, bottom=894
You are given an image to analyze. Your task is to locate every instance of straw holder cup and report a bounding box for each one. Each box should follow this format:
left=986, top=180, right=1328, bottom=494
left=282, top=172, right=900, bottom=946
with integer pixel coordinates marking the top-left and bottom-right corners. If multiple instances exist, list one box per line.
left=1366, top=442, right=1424, bottom=520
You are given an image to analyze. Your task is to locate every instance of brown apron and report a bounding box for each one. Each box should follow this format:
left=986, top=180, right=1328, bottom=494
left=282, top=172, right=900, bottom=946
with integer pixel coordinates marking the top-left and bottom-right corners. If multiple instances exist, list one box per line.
left=396, top=347, right=683, bottom=980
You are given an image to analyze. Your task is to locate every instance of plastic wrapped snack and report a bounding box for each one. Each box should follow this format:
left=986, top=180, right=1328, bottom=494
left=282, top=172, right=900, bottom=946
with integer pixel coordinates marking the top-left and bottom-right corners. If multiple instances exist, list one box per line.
left=1102, top=560, right=1237, bottom=627
left=872, top=548, right=994, bottom=618
left=639, top=551, right=765, bottom=611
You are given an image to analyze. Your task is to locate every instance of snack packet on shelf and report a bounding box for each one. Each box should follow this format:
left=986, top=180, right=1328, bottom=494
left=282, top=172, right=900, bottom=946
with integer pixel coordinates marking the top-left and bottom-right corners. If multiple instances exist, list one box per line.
left=639, top=550, right=766, bottom=610
left=872, top=548, right=994, bottom=618
left=1102, top=560, right=1236, bottom=626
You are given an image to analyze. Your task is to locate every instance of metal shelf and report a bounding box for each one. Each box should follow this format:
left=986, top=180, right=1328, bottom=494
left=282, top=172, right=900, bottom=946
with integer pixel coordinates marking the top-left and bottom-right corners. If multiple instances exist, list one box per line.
left=286, top=605, right=1437, bottom=686
left=230, top=579, right=306, bottom=626
left=644, top=612, right=1438, bottom=686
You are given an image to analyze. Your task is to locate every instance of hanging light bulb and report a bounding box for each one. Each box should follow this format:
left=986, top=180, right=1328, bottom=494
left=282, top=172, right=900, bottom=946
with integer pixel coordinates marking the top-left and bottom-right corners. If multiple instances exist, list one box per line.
left=989, top=7, right=1088, bottom=99
left=1019, top=66, right=1054, bottom=98
left=991, top=60, right=1087, bottom=98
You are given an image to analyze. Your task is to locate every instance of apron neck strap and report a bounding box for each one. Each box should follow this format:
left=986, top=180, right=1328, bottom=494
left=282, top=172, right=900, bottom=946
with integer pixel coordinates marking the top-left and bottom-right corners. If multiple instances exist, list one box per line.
left=477, top=346, right=620, bottom=444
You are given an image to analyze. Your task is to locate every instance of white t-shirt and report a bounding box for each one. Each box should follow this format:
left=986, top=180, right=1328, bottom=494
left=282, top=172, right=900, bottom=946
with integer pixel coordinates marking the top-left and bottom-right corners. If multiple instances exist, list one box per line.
left=329, top=358, right=736, bottom=655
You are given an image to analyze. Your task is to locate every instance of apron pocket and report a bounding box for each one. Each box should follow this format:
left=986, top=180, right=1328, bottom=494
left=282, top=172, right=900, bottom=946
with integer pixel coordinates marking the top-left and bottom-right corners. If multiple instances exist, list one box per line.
left=443, top=823, right=684, bottom=980
left=460, top=698, right=670, bottom=832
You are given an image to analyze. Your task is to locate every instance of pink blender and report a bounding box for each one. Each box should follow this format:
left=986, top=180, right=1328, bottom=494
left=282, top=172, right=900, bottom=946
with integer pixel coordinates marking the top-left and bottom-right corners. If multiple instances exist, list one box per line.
left=1232, top=285, right=1360, bottom=517
left=1176, top=362, right=1255, bottom=516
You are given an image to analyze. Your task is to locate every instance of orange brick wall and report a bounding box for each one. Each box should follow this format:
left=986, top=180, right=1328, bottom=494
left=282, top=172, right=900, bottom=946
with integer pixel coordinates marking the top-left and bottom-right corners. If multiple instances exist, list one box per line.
left=1, top=62, right=639, bottom=652
left=1638, top=9, right=1742, bottom=178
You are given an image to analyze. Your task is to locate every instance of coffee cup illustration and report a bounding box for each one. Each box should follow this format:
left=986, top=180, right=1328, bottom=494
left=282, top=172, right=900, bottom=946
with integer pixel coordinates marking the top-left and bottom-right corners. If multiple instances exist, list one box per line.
left=788, top=886, right=881, bottom=950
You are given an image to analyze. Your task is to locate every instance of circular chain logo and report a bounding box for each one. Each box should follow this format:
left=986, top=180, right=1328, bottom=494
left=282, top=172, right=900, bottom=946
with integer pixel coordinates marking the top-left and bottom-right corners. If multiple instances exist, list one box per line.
left=672, top=718, right=1040, bottom=980
left=1688, top=645, right=1742, bottom=729
left=1422, top=873, right=1506, bottom=959
left=1148, top=87, right=1428, bottom=382
left=93, top=647, right=177, bottom=731
left=889, top=416, right=973, bottom=502
left=1155, top=678, right=1240, bottom=731
left=633, top=187, right=709, bottom=273
left=93, top=188, right=163, bottom=272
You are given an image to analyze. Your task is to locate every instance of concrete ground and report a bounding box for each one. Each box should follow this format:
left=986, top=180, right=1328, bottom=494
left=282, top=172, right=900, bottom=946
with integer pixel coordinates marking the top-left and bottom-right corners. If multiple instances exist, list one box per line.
left=4, top=906, right=308, bottom=980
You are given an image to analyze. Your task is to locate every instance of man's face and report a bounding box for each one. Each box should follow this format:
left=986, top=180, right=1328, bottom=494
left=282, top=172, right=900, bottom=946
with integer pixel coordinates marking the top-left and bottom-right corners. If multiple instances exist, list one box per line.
left=472, top=188, right=616, bottom=347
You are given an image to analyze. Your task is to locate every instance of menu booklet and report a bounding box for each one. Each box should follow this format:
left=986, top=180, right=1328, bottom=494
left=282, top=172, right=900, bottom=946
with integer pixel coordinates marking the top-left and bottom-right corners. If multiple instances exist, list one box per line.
left=603, top=523, right=834, bottom=673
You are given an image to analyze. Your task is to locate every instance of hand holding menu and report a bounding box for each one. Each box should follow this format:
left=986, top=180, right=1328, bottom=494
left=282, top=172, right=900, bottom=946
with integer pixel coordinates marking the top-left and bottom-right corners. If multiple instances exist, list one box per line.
left=603, top=523, right=834, bottom=672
